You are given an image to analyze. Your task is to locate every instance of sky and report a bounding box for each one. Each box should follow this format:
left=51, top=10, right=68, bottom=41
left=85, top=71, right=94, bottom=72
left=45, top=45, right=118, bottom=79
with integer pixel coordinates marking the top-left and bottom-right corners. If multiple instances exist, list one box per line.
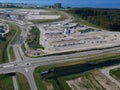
left=0, top=0, right=120, bottom=8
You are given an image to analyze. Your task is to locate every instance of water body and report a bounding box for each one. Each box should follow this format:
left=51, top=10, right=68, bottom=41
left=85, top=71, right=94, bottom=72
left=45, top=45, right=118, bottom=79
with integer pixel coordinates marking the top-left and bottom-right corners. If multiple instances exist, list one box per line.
left=0, top=0, right=120, bottom=8
left=42, top=58, right=120, bottom=79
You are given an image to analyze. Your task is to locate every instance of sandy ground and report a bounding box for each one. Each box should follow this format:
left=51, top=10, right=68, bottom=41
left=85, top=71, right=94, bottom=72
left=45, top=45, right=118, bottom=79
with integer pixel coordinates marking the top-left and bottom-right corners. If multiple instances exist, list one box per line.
left=66, top=73, right=103, bottom=90
left=93, top=71, right=120, bottom=90
left=42, top=81, right=54, bottom=90
left=100, top=65, right=120, bottom=88
left=39, top=23, right=120, bottom=54
left=16, top=9, right=61, bottom=20
left=66, top=71, right=120, bottom=90
left=26, top=15, right=60, bottom=20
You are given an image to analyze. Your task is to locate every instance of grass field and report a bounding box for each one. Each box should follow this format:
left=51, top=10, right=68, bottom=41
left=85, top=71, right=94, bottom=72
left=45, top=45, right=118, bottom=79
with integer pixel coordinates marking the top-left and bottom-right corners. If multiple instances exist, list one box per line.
left=9, top=46, right=15, bottom=61
left=16, top=72, right=30, bottom=90
left=0, top=74, right=14, bottom=90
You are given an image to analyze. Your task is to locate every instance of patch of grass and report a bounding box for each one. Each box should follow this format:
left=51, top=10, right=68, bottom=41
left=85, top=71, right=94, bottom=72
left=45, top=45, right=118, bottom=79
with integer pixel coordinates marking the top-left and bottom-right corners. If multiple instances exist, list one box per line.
left=0, top=74, right=14, bottom=90
left=10, top=25, right=21, bottom=45
left=31, top=19, right=60, bottom=24
left=79, top=20, right=106, bottom=30
left=34, top=67, right=47, bottom=90
left=9, top=46, right=15, bottom=61
left=110, top=68, right=120, bottom=79
left=27, top=26, right=44, bottom=50
left=16, top=72, right=30, bottom=90
left=21, top=43, right=27, bottom=55
left=34, top=67, right=60, bottom=90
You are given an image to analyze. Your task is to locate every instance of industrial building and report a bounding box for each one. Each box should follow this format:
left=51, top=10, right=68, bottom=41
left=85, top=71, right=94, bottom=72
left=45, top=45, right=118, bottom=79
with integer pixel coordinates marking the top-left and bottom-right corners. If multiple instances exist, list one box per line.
left=0, top=22, right=9, bottom=40
left=54, top=3, right=62, bottom=8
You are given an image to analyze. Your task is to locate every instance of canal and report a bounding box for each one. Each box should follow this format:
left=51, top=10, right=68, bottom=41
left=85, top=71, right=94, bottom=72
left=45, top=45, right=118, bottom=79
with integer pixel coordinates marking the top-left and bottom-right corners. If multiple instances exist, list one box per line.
left=42, top=58, right=120, bottom=79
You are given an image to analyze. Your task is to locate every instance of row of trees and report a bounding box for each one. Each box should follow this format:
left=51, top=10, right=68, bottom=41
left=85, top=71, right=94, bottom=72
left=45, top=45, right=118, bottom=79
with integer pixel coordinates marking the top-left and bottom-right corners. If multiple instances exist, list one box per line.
left=68, top=8, right=120, bottom=31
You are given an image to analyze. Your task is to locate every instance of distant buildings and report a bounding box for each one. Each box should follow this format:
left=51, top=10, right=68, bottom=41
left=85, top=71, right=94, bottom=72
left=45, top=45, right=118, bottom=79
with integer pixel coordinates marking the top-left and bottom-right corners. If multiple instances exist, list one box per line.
left=0, top=2, right=62, bottom=9
left=0, top=22, right=5, bottom=33
left=54, top=3, right=62, bottom=8
left=0, top=3, right=39, bottom=8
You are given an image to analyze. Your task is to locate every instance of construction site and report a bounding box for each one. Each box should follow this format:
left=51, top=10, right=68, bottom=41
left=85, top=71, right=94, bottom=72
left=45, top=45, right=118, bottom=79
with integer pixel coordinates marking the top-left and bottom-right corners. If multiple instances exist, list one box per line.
left=1, top=9, right=120, bottom=56
left=0, top=22, right=9, bottom=39
left=39, top=22, right=120, bottom=54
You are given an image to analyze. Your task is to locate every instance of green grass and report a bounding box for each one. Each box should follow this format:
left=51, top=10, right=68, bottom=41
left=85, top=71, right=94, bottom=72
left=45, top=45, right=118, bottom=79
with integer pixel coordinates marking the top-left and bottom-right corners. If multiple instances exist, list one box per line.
left=27, top=26, right=44, bottom=50
left=10, top=25, right=21, bottom=45
left=31, top=19, right=61, bottom=24
left=16, top=72, right=30, bottom=90
left=34, top=67, right=60, bottom=90
left=9, top=46, right=15, bottom=61
left=34, top=67, right=47, bottom=90
left=79, top=20, right=106, bottom=30
left=110, top=68, right=120, bottom=79
left=0, top=74, right=14, bottom=90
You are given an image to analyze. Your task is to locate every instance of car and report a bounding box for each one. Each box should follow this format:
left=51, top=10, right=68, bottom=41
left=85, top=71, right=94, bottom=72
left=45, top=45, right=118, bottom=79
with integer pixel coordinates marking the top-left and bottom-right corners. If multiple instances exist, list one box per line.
left=25, top=63, right=31, bottom=65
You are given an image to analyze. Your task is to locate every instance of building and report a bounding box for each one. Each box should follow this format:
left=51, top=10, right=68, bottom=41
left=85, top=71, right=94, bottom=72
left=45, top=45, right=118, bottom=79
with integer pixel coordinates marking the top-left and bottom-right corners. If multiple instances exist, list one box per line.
left=64, top=28, right=71, bottom=36
left=54, top=3, right=62, bottom=8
